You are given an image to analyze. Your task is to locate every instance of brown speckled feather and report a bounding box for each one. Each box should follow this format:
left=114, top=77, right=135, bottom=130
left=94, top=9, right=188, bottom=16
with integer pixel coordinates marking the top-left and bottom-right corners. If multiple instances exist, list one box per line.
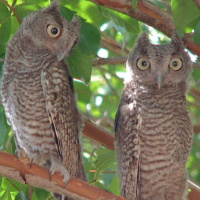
left=1, top=1, right=86, bottom=200
left=115, top=33, right=193, bottom=200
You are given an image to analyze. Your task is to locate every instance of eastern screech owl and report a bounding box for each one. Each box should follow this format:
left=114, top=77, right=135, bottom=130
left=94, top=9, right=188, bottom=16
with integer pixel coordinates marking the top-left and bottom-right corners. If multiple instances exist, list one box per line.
left=115, top=33, right=193, bottom=200
left=1, top=1, right=86, bottom=199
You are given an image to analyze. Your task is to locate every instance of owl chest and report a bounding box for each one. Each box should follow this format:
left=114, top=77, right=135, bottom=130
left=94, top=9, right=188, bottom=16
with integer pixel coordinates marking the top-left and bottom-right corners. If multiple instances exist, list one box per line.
left=8, top=69, right=48, bottom=126
left=12, top=70, right=44, bottom=104
left=136, top=96, right=179, bottom=161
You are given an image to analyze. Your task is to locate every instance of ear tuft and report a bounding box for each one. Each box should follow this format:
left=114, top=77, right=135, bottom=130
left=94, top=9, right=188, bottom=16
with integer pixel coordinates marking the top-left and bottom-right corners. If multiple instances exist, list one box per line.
left=137, top=32, right=150, bottom=45
left=171, top=33, right=185, bottom=52
left=134, top=32, right=150, bottom=53
left=46, top=0, right=60, bottom=13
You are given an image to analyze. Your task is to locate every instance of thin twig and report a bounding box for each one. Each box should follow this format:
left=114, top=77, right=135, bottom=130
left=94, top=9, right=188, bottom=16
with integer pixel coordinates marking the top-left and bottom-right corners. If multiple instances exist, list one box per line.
left=1, top=0, right=22, bottom=23
left=7, top=179, right=21, bottom=191
left=11, top=0, right=17, bottom=7
left=93, top=56, right=127, bottom=66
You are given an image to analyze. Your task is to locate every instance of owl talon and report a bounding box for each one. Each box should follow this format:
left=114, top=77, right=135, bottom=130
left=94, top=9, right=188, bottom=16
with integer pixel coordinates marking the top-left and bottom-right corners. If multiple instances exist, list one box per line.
left=50, top=163, right=70, bottom=186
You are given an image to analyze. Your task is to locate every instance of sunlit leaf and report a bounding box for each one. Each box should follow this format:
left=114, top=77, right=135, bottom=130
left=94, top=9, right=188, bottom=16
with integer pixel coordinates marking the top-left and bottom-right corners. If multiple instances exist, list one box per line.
left=94, top=148, right=116, bottom=179
left=171, top=0, right=200, bottom=33
left=74, top=80, right=91, bottom=103
left=15, top=191, right=29, bottom=200
left=67, top=47, right=93, bottom=84
left=0, top=186, right=12, bottom=200
left=102, top=8, right=140, bottom=34
left=15, top=3, right=40, bottom=19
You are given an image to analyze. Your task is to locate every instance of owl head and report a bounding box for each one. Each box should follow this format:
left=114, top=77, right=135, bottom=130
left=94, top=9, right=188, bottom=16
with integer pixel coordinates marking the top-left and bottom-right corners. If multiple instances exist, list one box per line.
left=126, top=33, right=192, bottom=89
left=18, top=0, right=80, bottom=61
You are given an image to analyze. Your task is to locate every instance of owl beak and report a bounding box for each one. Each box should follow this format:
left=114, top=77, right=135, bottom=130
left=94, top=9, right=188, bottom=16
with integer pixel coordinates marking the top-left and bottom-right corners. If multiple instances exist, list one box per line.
left=56, top=53, right=65, bottom=61
left=156, top=74, right=162, bottom=89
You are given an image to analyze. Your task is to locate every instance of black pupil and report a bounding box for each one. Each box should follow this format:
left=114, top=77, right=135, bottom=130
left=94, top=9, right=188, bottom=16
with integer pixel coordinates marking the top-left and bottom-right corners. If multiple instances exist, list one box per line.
left=142, top=60, right=147, bottom=66
left=172, top=61, right=178, bottom=67
left=51, top=27, right=58, bottom=35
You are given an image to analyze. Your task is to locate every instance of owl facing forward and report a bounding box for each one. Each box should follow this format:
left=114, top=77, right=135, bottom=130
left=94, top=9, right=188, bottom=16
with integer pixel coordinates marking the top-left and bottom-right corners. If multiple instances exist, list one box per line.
left=1, top=1, right=86, bottom=199
left=115, top=33, right=193, bottom=200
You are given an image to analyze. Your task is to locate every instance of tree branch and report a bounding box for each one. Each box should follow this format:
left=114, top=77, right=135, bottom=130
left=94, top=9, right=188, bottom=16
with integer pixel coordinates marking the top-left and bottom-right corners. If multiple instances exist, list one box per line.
left=0, top=151, right=200, bottom=200
left=83, top=119, right=115, bottom=150
left=89, top=0, right=200, bottom=57
left=93, top=56, right=127, bottom=66
left=1, top=0, right=22, bottom=24
left=0, top=151, right=126, bottom=200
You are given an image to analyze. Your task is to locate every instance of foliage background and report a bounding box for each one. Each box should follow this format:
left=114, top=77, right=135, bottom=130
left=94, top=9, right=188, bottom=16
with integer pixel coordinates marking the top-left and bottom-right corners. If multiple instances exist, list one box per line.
left=0, top=0, right=200, bottom=199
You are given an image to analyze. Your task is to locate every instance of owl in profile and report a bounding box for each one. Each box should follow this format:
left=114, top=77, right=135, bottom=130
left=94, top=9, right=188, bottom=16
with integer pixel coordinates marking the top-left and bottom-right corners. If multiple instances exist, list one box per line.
left=1, top=1, right=86, bottom=199
left=115, top=33, right=193, bottom=200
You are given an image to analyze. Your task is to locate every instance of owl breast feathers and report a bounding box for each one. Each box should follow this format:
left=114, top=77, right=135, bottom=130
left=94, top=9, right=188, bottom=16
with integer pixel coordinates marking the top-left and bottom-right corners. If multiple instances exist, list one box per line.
left=115, top=33, right=193, bottom=200
left=1, top=1, right=86, bottom=200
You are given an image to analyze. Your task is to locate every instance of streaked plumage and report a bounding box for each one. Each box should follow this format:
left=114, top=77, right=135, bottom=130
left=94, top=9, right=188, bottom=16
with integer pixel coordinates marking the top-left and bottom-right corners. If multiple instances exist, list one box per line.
left=1, top=1, right=86, bottom=199
left=115, top=33, right=193, bottom=200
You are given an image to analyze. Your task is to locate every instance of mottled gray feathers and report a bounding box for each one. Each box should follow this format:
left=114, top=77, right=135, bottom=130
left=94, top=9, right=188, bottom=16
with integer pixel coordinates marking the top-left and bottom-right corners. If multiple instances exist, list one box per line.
left=115, top=33, right=193, bottom=200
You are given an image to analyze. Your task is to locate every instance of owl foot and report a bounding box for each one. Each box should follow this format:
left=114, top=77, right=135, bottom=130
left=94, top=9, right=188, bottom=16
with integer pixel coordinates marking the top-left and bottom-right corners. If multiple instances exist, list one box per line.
left=50, top=163, right=70, bottom=186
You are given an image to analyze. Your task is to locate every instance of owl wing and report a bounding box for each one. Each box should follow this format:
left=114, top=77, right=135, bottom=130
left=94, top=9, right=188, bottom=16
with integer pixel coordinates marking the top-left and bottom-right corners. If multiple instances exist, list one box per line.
left=115, top=102, right=141, bottom=199
left=1, top=62, right=17, bottom=124
left=41, top=61, right=81, bottom=162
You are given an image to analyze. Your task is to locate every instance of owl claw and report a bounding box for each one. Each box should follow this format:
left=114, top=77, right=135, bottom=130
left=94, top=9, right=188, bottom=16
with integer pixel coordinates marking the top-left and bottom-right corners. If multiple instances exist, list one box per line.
left=50, top=163, right=70, bottom=187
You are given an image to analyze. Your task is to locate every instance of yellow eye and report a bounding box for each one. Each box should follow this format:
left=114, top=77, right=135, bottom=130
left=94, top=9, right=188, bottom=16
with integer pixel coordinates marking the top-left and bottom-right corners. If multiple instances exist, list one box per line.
left=47, top=25, right=61, bottom=38
left=170, top=58, right=182, bottom=71
left=137, top=58, right=150, bottom=71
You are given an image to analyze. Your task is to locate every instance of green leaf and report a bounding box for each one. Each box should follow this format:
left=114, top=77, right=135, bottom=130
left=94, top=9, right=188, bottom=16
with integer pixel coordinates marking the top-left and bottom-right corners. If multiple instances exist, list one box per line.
left=67, top=47, right=93, bottom=84
left=102, top=8, right=140, bottom=34
left=34, top=188, right=50, bottom=200
left=15, top=3, right=40, bottom=19
left=109, top=175, right=120, bottom=195
left=0, top=106, right=10, bottom=145
left=94, top=148, right=116, bottom=179
left=61, top=6, right=99, bottom=84
left=61, top=6, right=100, bottom=56
left=132, top=0, right=138, bottom=12
left=74, top=80, right=91, bottom=103
left=192, top=69, right=200, bottom=81
left=79, top=19, right=100, bottom=56
left=10, top=16, right=20, bottom=37
left=15, top=191, right=28, bottom=200
left=171, top=0, right=200, bottom=33
left=0, top=186, right=12, bottom=200
left=0, top=1, right=11, bottom=54
left=63, top=0, right=106, bottom=27
left=60, top=5, right=75, bottom=21
left=193, top=21, right=200, bottom=45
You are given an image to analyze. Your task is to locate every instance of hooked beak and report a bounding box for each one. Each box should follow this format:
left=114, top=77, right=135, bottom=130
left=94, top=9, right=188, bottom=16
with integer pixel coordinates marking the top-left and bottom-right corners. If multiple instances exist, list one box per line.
left=156, top=74, right=162, bottom=89
left=56, top=52, right=66, bottom=61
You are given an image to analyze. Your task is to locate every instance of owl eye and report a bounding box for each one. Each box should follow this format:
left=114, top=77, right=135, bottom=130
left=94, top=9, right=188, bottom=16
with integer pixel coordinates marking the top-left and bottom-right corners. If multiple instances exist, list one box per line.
left=170, top=58, right=182, bottom=71
left=47, top=25, right=61, bottom=38
left=137, top=58, right=150, bottom=71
